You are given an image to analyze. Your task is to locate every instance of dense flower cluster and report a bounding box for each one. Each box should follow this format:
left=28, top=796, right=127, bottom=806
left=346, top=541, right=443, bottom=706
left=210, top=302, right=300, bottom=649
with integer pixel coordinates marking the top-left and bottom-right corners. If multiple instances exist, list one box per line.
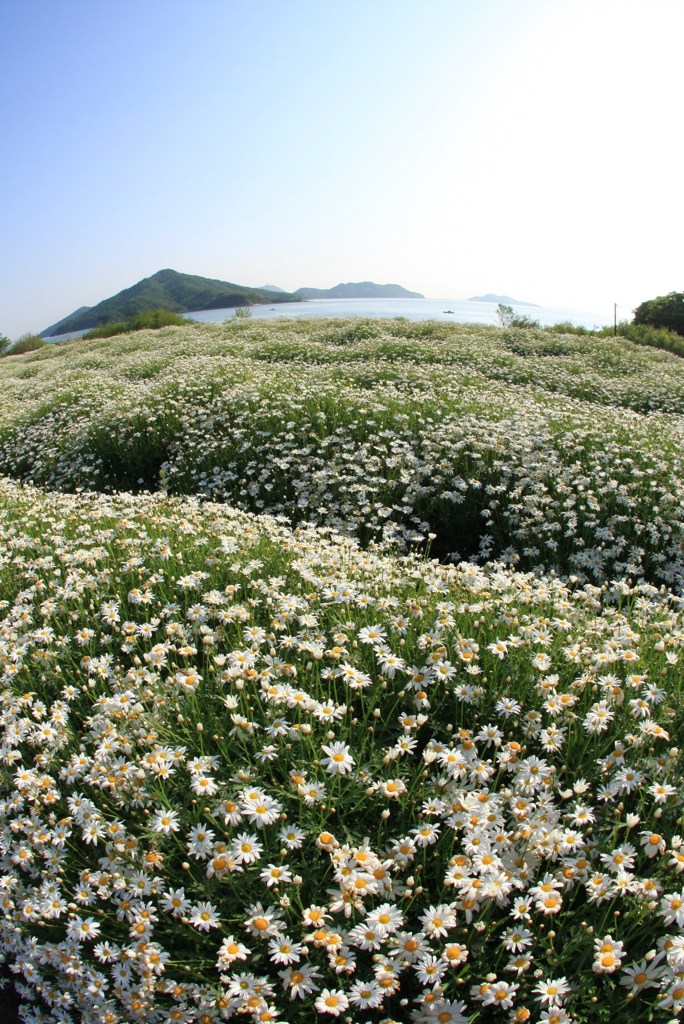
left=1, top=481, right=683, bottom=1023
left=0, top=320, right=683, bottom=590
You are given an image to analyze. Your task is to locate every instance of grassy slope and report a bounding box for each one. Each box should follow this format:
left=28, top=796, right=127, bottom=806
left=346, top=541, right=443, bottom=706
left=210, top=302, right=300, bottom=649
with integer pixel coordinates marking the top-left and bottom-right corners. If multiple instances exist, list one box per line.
left=0, top=480, right=682, bottom=1023
left=1, top=321, right=684, bottom=1023
left=1, top=318, right=683, bottom=590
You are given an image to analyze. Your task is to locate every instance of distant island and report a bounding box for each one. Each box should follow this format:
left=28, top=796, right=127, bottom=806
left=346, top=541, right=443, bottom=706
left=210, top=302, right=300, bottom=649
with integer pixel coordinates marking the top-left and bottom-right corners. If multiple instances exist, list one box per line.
left=468, top=293, right=540, bottom=307
left=41, top=272, right=424, bottom=337
left=41, top=270, right=300, bottom=337
left=293, top=282, right=424, bottom=300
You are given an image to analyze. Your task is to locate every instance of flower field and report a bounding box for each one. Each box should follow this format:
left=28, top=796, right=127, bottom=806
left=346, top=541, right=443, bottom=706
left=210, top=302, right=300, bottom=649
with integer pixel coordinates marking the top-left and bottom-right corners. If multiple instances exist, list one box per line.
left=1, top=318, right=684, bottom=589
left=1, top=319, right=683, bottom=1023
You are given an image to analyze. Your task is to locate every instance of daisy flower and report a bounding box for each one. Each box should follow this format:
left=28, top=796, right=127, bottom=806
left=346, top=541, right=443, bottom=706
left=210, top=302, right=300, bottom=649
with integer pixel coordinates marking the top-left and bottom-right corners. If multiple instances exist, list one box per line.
left=280, top=963, right=320, bottom=999
left=190, top=774, right=218, bottom=797
left=260, top=863, right=294, bottom=888
left=620, top=955, right=664, bottom=993
left=278, top=824, right=305, bottom=849
left=532, top=977, right=571, bottom=1005
left=367, top=903, right=404, bottom=936
left=539, top=1009, right=572, bottom=1024
left=302, top=905, right=331, bottom=927
left=161, top=888, right=191, bottom=917
left=415, top=954, right=447, bottom=986
left=244, top=796, right=282, bottom=828
left=378, top=778, right=407, bottom=798
left=217, top=936, right=251, bottom=967
left=442, top=942, right=469, bottom=967
left=301, top=781, right=327, bottom=804
left=348, top=978, right=384, bottom=1009
left=348, top=922, right=383, bottom=951
left=388, top=931, right=427, bottom=963
left=481, top=980, right=519, bottom=1009
left=640, top=831, right=667, bottom=858
left=419, top=903, right=456, bottom=938
left=502, top=926, right=533, bottom=953
left=413, top=821, right=441, bottom=847
left=592, top=935, right=624, bottom=973
left=268, top=935, right=303, bottom=965
left=510, top=896, right=533, bottom=920
left=186, top=822, right=215, bottom=859
left=314, top=987, right=349, bottom=1016
left=357, top=624, right=387, bottom=646
left=506, top=954, right=533, bottom=975
left=189, top=900, right=220, bottom=931
left=320, top=741, right=355, bottom=775
left=245, top=903, right=284, bottom=939
left=67, top=916, right=101, bottom=942
left=233, top=832, right=264, bottom=864
left=150, top=808, right=181, bottom=833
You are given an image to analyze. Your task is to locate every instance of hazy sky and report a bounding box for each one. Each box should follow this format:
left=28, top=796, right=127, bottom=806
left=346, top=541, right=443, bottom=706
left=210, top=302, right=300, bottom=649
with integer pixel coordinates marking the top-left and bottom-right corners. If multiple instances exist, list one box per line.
left=1, top=0, right=681, bottom=338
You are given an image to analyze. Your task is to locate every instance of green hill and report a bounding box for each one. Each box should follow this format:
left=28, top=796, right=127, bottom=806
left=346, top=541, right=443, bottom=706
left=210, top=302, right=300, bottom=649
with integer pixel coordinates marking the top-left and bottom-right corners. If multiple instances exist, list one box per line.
left=293, top=281, right=424, bottom=299
left=40, top=269, right=299, bottom=336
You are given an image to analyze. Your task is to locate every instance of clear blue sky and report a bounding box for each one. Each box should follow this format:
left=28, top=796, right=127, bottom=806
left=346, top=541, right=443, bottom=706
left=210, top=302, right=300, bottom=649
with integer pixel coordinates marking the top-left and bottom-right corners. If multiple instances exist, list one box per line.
left=1, top=0, right=681, bottom=338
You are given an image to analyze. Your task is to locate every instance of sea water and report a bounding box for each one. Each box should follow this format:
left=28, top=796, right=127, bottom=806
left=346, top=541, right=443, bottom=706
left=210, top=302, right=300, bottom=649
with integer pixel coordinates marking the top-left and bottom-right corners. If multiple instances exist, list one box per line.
left=185, top=296, right=615, bottom=330
left=45, top=297, right=617, bottom=343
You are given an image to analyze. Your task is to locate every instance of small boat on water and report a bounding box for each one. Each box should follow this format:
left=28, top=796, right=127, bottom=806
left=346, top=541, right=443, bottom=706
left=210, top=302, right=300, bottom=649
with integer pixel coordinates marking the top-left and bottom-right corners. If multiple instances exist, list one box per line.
left=443, top=309, right=454, bottom=314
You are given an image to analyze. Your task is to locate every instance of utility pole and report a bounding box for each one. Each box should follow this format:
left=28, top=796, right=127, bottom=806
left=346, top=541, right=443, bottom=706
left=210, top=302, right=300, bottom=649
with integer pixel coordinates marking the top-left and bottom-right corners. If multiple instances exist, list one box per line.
left=614, top=302, right=617, bottom=336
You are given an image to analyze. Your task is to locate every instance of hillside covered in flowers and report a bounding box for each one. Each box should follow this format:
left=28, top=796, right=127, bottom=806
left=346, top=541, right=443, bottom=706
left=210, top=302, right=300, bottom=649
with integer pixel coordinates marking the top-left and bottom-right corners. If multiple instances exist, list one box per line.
left=0, top=319, right=683, bottom=1024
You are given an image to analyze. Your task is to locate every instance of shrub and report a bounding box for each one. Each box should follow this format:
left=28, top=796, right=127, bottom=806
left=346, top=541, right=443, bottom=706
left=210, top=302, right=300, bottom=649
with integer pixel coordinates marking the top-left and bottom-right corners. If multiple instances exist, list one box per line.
left=497, top=303, right=514, bottom=328
left=544, top=320, right=591, bottom=336
left=233, top=305, right=253, bottom=318
left=497, top=303, right=540, bottom=329
left=633, top=290, right=684, bottom=336
left=84, top=309, right=192, bottom=339
left=543, top=319, right=684, bottom=358
left=605, top=321, right=684, bottom=359
left=6, top=334, right=46, bottom=356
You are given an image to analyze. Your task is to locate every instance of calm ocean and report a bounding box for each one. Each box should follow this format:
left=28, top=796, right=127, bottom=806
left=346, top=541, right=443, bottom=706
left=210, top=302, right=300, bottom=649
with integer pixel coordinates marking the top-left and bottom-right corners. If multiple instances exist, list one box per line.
left=185, top=297, right=615, bottom=330
left=45, top=298, right=616, bottom=342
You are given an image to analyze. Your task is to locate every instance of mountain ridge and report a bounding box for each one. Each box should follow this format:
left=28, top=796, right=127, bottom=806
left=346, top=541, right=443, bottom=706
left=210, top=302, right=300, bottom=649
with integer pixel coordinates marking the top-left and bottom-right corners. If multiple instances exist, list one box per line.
left=41, top=273, right=425, bottom=336
left=40, top=270, right=299, bottom=337
left=294, top=281, right=424, bottom=300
